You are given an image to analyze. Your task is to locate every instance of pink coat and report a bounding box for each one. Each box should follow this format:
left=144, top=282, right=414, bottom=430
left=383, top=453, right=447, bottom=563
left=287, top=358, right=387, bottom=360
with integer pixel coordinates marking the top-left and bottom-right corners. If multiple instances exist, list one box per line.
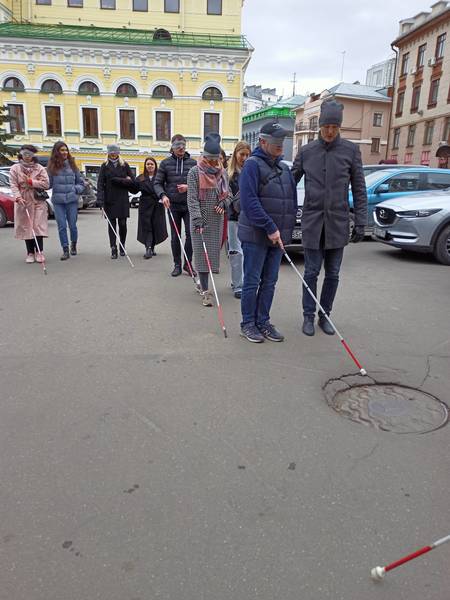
left=10, top=162, right=50, bottom=240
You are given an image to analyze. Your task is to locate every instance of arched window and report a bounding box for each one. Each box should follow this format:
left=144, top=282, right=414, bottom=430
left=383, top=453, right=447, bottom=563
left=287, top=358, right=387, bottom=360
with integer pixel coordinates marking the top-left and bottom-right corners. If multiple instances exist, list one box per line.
left=202, top=86, right=223, bottom=101
left=153, top=28, right=172, bottom=42
left=116, top=83, right=137, bottom=97
left=41, top=79, right=63, bottom=94
left=152, top=85, right=173, bottom=99
left=3, top=77, right=24, bottom=91
left=78, top=81, right=100, bottom=95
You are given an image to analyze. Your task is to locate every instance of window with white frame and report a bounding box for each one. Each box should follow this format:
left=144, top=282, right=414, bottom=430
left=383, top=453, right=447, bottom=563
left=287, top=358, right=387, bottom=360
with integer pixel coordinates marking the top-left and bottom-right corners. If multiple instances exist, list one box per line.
left=119, top=109, right=135, bottom=139
left=45, top=106, right=62, bottom=136
left=203, top=112, right=220, bottom=140
left=207, top=0, right=222, bottom=15
left=155, top=111, right=171, bottom=141
left=82, top=107, right=99, bottom=138
left=8, top=104, right=25, bottom=134
left=373, top=112, right=383, bottom=127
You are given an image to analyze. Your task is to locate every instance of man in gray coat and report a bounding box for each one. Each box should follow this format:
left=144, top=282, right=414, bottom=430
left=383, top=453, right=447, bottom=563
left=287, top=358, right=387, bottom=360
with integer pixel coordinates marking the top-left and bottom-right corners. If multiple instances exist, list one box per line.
left=292, top=100, right=368, bottom=336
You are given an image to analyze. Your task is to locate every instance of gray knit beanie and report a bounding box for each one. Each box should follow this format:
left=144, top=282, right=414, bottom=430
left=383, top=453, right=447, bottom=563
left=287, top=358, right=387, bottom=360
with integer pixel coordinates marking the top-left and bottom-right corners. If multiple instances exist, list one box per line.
left=203, top=133, right=222, bottom=159
left=107, top=144, right=121, bottom=154
left=319, top=100, right=344, bottom=127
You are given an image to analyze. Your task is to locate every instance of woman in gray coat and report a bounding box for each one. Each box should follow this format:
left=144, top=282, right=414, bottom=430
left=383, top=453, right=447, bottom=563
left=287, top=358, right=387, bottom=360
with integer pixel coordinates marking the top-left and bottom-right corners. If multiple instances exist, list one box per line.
left=187, top=133, right=228, bottom=307
left=47, top=142, right=85, bottom=260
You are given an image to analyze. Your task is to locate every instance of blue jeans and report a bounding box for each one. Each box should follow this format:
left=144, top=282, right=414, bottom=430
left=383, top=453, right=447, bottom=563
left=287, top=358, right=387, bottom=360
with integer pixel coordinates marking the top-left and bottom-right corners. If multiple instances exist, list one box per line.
left=303, top=247, right=344, bottom=317
left=53, top=201, right=78, bottom=248
left=241, top=241, right=283, bottom=327
left=227, top=221, right=243, bottom=292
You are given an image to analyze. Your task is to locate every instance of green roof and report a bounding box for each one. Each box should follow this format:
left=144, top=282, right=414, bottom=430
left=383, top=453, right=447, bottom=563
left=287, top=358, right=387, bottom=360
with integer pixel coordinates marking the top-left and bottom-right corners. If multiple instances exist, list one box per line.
left=243, top=106, right=294, bottom=124
left=0, top=22, right=250, bottom=50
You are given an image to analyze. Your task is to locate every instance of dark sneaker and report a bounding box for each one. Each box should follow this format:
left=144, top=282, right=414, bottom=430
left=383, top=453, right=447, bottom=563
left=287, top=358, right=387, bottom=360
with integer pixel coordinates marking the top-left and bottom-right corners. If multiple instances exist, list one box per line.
left=60, top=247, right=70, bottom=261
left=258, top=323, right=284, bottom=342
left=111, top=246, right=118, bottom=259
left=70, top=242, right=77, bottom=256
left=144, top=247, right=153, bottom=259
left=171, top=264, right=182, bottom=277
left=234, top=290, right=242, bottom=299
left=318, top=315, right=335, bottom=335
left=240, top=324, right=265, bottom=343
left=119, top=247, right=125, bottom=257
left=302, top=315, right=315, bottom=336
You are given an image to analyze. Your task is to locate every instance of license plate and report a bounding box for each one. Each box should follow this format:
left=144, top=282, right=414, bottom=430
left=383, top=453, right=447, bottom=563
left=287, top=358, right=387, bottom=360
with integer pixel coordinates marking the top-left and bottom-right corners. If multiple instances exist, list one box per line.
left=374, top=227, right=387, bottom=239
left=292, top=229, right=302, bottom=240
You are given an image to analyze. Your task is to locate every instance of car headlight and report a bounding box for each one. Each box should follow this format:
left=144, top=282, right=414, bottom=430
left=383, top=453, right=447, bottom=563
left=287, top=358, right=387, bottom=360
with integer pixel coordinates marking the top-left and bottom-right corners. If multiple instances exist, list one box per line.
left=396, top=209, right=442, bottom=218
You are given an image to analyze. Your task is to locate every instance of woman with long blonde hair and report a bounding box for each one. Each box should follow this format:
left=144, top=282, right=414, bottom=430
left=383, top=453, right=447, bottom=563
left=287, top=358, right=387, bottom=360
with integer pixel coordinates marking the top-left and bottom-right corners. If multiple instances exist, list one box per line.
left=227, top=141, right=251, bottom=298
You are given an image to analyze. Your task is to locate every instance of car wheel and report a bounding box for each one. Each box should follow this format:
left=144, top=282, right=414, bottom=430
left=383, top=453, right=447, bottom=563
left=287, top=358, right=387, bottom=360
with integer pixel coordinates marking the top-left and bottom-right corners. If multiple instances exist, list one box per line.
left=0, top=206, right=7, bottom=227
left=433, top=224, right=450, bottom=265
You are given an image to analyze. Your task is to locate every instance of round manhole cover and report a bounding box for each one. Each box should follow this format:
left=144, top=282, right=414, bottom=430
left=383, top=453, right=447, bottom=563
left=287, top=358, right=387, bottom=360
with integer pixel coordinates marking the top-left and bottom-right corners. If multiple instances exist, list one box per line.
left=325, top=380, right=448, bottom=434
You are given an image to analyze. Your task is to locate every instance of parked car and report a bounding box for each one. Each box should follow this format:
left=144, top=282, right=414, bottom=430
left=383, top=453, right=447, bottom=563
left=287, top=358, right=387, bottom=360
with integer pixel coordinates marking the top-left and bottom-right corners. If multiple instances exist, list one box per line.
left=0, top=168, right=86, bottom=215
left=362, top=164, right=425, bottom=177
left=349, top=167, right=450, bottom=230
left=79, top=174, right=97, bottom=209
left=129, top=191, right=141, bottom=208
left=373, top=189, right=450, bottom=265
left=0, top=191, right=14, bottom=227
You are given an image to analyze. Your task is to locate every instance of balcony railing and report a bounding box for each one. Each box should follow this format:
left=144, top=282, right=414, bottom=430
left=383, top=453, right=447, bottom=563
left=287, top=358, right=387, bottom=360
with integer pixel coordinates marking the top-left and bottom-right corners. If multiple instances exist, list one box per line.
left=295, top=122, right=319, bottom=132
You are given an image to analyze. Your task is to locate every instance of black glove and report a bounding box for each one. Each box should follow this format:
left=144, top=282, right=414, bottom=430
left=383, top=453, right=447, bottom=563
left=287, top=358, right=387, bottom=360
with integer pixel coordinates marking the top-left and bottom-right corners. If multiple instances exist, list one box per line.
left=192, top=217, right=204, bottom=233
left=350, top=226, right=365, bottom=243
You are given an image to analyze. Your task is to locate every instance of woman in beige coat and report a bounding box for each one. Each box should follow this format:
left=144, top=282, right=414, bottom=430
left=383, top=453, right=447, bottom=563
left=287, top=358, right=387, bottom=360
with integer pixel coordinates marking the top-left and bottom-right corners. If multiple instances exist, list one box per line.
left=10, top=145, right=50, bottom=263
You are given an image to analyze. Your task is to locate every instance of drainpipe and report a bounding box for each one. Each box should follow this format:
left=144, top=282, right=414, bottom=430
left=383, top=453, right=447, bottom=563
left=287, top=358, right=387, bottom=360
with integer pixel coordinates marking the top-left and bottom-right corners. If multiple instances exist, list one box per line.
left=181, top=0, right=185, bottom=32
left=386, top=42, right=399, bottom=161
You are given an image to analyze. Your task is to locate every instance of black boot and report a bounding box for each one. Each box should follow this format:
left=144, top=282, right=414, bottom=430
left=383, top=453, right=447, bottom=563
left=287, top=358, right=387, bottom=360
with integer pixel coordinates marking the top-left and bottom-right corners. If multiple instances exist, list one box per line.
left=144, top=247, right=153, bottom=259
left=60, top=246, right=70, bottom=261
left=318, top=314, right=335, bottom=335
left=171, top=264, right=182, bottom=277
left=183, top=263, right=197, bottom=277
left=119, top=246, right=125, bottom=257
left=302, top=315, right=315, bottom=336
left=70, top=242, right=77, bottom=256
left=151, top=247, right=157, bottom=256
left=111, top=246, right=118, bottom=259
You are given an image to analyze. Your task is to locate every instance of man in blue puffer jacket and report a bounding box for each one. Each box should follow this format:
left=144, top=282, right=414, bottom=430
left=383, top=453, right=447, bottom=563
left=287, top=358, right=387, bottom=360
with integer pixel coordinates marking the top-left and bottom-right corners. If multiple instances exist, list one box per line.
left=238, top=122, right=297, bottom=343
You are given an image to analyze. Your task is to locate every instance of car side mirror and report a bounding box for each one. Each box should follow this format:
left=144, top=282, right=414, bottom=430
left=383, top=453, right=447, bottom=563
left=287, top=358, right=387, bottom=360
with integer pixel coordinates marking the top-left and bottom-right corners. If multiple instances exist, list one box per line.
left=377, top=183, right=390, bottom=194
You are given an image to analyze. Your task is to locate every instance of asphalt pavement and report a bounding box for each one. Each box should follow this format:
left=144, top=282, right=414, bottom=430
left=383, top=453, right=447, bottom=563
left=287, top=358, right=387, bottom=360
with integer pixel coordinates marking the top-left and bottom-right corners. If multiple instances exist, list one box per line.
left=1, top=208, right=449, bottom=600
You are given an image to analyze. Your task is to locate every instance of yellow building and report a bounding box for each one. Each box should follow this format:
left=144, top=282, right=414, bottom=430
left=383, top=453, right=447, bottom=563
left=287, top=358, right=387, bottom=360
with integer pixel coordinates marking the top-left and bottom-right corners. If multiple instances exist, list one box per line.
left=0, top=0, right=252, bottom=177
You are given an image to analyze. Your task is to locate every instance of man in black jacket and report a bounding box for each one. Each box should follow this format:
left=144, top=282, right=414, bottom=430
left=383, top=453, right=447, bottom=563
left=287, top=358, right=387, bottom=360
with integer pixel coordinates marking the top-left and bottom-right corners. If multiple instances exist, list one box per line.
left=153, top=134, right=197, bottom=276
left=292, top=100, right=368, bottom=336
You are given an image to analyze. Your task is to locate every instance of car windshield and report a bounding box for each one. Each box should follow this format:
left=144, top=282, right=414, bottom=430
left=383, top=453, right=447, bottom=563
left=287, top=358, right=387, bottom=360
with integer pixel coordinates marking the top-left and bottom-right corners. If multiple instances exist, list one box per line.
left=364, top=170, right=398, bottom=187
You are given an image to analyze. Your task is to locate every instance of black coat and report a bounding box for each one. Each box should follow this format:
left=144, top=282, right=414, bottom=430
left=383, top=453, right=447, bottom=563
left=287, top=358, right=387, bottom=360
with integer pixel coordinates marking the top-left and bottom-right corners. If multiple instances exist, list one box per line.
left=292, top=136, right=368, bottom=249
left=97, top=160, right=134, bottom=219
left=153, top=151, right=197, bottom=208
left=136, top=175, right=168, bottom=247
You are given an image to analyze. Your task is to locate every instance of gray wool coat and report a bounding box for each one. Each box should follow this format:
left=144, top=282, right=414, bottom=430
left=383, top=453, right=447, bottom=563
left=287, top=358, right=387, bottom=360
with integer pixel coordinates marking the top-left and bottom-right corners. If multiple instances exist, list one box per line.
left=187, top=165, right=225, bottom=274
left=292, top=136, right=368, bottom=249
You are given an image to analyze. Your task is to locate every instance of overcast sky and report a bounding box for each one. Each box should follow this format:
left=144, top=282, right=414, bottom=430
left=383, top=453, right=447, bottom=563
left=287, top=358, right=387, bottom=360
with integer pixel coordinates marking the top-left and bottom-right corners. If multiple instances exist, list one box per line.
left=242, top=0, right=434, bottom=97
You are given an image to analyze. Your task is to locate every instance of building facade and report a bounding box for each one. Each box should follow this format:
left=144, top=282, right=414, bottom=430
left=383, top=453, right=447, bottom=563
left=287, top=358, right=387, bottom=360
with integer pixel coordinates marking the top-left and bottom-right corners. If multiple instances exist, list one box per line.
left=293, top=83, right=392, bottom=164
left=242, top=95, right=306, bottom=158
left=242, top=85, right=278, bottom=115
left=0, top=0, right=252, bottom=176
left=366, top=57, right=396, bottom=88
left=388, top=1, right=450, bottom=167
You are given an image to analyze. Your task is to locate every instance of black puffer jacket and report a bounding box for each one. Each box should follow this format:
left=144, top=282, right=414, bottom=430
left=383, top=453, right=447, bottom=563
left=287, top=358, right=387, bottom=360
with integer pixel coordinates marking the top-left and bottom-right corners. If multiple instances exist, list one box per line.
left=153, top=151, right=197, bottom=207
left=227, top=172, right=241, bottom=222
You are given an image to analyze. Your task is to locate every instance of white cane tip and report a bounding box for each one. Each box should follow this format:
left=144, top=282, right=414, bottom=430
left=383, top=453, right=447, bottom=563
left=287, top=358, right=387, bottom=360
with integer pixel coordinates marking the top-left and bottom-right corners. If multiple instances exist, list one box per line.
left=360, top=368, right=367, bottom=376
left=371, top=567, right=385, bottom=581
